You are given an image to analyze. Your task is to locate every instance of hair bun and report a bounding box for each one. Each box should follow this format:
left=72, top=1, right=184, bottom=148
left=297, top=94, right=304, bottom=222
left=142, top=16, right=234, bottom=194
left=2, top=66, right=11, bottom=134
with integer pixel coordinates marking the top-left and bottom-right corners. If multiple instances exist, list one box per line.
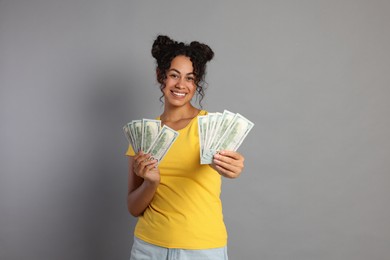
left=190, top=41, right=214, bottom=62
left=151, top=35, right=177, bottom=60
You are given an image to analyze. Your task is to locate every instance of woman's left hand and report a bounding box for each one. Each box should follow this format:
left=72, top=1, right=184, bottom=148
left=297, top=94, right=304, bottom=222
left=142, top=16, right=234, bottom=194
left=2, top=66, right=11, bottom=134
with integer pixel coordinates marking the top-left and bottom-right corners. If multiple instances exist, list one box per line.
left=210, top=150, right=245, bottom=179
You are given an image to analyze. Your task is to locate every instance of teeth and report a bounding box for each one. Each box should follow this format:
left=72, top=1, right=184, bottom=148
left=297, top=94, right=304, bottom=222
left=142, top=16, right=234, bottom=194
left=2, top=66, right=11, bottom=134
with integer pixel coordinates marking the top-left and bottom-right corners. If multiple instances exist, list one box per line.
left=173, top=91, right=186, bottom=97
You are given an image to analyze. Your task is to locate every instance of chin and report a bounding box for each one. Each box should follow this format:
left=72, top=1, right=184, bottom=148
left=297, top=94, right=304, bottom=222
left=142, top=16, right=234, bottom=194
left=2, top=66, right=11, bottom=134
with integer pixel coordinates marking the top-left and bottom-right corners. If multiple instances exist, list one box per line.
left=167, top=101, right=188, bottom=108
left=165, top=95, right=192, bottom=107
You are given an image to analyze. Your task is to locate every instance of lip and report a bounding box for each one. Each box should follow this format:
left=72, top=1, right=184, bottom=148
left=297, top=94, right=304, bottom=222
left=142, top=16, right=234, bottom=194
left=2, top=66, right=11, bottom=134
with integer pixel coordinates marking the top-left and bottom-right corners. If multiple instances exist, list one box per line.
left=171, top=90, right=187, bottom=98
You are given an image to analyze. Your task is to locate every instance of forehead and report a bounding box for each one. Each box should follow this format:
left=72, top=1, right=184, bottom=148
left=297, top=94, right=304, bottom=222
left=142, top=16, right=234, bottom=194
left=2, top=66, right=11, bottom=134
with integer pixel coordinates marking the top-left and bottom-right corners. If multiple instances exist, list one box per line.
left=169, top=55, right=194, bottom=73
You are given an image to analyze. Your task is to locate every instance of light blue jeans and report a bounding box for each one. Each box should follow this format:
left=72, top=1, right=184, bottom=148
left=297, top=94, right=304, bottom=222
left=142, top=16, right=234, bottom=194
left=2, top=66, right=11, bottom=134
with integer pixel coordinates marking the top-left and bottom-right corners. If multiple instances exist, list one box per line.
left=130, top=236, right=229, bottom=260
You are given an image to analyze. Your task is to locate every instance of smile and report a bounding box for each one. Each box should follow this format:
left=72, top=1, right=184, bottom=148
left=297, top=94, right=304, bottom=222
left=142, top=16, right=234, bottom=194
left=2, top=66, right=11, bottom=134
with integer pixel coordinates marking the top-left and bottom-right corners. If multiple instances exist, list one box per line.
left=171, top=91, right=187, bottom=97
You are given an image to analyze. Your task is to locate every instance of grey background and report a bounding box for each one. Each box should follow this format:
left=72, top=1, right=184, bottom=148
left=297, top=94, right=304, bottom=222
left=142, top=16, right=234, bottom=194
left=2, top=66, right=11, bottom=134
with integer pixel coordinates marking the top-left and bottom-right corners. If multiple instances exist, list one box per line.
left=1, top=0, right=389, bottom=259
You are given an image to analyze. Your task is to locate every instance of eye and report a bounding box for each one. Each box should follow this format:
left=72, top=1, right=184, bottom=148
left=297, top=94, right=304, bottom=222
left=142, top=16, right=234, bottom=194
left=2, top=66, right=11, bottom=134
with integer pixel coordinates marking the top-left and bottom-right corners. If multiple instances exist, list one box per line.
left=169, top=73, right=179, bottom=79
left=186, top=76, right=195, bottom=81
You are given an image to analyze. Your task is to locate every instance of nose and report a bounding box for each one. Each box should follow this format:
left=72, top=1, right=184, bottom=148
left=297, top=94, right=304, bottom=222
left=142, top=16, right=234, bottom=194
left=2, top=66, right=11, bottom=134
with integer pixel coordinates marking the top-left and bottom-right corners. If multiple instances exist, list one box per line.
left=175, top=77, right=185, bottom=89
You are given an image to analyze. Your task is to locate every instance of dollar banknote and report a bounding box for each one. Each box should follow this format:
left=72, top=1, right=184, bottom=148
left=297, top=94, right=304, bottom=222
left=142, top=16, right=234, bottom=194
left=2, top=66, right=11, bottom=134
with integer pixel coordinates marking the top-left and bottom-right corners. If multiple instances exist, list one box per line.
left=205, top=113, right=219, bottom=150
left=131, top=120, right=142, bottom=152
left=141, top=119, right=161, bottom=152
left=123, top=125, right=132, bottom=144
left=146, top=125, right=179, bottom=164
left=214, top=113, right=254, bottom=151
left=199, top=110, right=254, bottom=164
left=125, top=122, right=137, bottom=152
left=123, top=119, right=178, bottom=164
left=197, top=115, right=209, bottom=159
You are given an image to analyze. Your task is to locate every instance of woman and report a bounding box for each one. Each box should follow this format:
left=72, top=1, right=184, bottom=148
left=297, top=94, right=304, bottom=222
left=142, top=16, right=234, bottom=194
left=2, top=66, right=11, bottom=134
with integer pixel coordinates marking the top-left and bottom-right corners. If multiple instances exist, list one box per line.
left=126, top=35, right=245, bottom=260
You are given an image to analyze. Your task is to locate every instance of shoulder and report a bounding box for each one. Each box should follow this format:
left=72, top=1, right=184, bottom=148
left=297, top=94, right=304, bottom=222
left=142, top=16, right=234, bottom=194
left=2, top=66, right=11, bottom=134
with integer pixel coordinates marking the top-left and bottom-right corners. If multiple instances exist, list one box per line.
left=199, top=110, right=208, bottom=116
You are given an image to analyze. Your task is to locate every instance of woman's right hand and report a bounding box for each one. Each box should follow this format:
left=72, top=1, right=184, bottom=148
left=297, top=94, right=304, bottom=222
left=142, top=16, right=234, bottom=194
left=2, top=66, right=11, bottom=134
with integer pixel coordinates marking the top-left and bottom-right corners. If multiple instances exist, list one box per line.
left=133, top=151, right=160, bottom=185
left=127, top=152, right=160, bottom=217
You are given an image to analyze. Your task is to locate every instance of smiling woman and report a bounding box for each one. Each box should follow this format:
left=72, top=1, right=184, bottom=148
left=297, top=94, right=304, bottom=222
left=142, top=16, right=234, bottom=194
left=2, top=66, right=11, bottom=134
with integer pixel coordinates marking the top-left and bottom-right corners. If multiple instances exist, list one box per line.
left=162, top=56, right=197, bottom=109
left=152, top=35, right=214, bottom=107
left=126, top=35, right=245, bottom=260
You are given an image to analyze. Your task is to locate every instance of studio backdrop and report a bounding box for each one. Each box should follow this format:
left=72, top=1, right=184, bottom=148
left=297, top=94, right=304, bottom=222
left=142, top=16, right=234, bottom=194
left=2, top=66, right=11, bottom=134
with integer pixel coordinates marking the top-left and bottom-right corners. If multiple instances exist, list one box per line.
left=1, top=1, right=389, bottom=259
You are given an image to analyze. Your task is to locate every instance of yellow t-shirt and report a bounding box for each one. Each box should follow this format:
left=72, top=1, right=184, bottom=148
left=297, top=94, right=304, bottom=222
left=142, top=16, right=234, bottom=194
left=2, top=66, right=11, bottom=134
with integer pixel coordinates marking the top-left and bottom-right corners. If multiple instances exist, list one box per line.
left=126, top=110, right=227, bottom=249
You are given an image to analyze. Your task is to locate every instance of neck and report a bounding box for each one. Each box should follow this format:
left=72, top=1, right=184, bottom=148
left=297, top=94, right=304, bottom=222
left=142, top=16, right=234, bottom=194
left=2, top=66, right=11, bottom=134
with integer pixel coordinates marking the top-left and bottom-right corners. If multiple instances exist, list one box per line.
left=161, top=103, right=200, bottom=122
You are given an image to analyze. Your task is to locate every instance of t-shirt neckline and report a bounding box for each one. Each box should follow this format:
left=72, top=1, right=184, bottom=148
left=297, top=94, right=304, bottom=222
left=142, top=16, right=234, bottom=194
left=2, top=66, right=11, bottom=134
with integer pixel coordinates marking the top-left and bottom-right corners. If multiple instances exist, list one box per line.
left=158, top=110, right=206, bottom=132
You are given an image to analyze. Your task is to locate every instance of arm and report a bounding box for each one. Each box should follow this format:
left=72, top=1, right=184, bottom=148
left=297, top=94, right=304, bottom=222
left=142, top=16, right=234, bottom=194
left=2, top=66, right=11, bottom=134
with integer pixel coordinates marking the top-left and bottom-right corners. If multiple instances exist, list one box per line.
left=127, top=152, right=160, bottom=217
left=210, top=150, right=245, bottom=179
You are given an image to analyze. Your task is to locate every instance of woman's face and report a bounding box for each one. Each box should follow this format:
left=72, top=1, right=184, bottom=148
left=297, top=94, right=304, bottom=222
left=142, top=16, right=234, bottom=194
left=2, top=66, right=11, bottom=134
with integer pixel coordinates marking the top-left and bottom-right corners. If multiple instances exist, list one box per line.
left=162, top=55, right=197, bottom=108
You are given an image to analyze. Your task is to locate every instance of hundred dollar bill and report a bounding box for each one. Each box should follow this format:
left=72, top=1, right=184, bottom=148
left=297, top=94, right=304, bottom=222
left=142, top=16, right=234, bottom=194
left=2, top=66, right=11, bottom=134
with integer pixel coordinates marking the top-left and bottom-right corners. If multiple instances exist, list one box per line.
left=127, top=121, right=135, bottom=151
left=127, top=122, right=136, bottom=152
left=205, top=113, right=219, bottom=150
left=124, top=123, right=139, bottom=153
left=210, top=110, right=235, bottom=151
left=132, top=120, right=143, bottom=153
left=123, top=125, right=132, bottom=144
left=127, top=122, right=139, bottom=152
left=146, top=125, right=179, bottom=164
left=198, top=115, right=209, bottom=159
left=206, top=112, right=222, bottom=151
left=215, top=113, right=254, bottom=152
left=141, top=119, right=161, bottom=152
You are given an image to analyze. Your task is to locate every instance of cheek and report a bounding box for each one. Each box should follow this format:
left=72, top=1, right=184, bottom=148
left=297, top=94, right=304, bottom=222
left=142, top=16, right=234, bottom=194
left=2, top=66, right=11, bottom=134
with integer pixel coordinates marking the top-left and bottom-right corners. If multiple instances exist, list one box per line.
left=163, top=78, right=174, bottom=88
left=189, top=83, right=197, bottom=93
left=164, top=77, right=176, bottom=87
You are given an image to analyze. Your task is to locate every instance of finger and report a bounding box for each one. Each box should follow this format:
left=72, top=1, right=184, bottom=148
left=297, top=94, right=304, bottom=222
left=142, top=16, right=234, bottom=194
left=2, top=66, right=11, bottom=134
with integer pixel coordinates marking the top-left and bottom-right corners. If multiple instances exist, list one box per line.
left=218, top=150, right=243, bottom=160
left=134, top=155, right=153, bottom=176
left=134, top=150, right=144, bottom=160
left=135, top=154, right=152, bottom=166
left=213, top=157, right=241, bottom=173
left=213, top=153, right=243, bottom=168
left=213, top=164, right=240, bottom=179
left=139, top=160, right=158, bottom=177
left=134, top=151, right=152, bottom=162
left=139, top=158, right=157, bottom=169
left=145, top=161, right=158, bottom=171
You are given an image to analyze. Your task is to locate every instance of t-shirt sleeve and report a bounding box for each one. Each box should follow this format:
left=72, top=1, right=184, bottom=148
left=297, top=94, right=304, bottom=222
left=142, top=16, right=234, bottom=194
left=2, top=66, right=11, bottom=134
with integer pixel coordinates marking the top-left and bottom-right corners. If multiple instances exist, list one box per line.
left=125, top=144, right=135, bottom=156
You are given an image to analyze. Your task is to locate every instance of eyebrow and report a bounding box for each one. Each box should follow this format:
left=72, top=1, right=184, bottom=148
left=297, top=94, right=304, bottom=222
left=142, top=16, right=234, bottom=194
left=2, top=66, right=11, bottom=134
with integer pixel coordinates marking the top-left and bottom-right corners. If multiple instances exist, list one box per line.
left=168, top=68, right=195, bottom=76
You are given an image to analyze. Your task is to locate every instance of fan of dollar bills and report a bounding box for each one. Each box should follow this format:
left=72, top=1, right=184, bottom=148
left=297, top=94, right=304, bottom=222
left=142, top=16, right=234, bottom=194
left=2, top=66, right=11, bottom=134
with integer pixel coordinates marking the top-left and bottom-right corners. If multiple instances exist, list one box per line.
left=198, top=110, right=254, bottom=164
left=123, top=119, right=179, bottom=164
left=123, top=110, right=253, bottom=165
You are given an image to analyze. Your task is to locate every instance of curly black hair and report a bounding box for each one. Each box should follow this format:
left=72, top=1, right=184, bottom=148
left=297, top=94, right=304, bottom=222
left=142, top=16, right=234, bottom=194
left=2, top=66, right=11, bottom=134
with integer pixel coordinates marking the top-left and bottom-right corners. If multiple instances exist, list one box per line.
left=151, top=35, right=214, bottom=107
